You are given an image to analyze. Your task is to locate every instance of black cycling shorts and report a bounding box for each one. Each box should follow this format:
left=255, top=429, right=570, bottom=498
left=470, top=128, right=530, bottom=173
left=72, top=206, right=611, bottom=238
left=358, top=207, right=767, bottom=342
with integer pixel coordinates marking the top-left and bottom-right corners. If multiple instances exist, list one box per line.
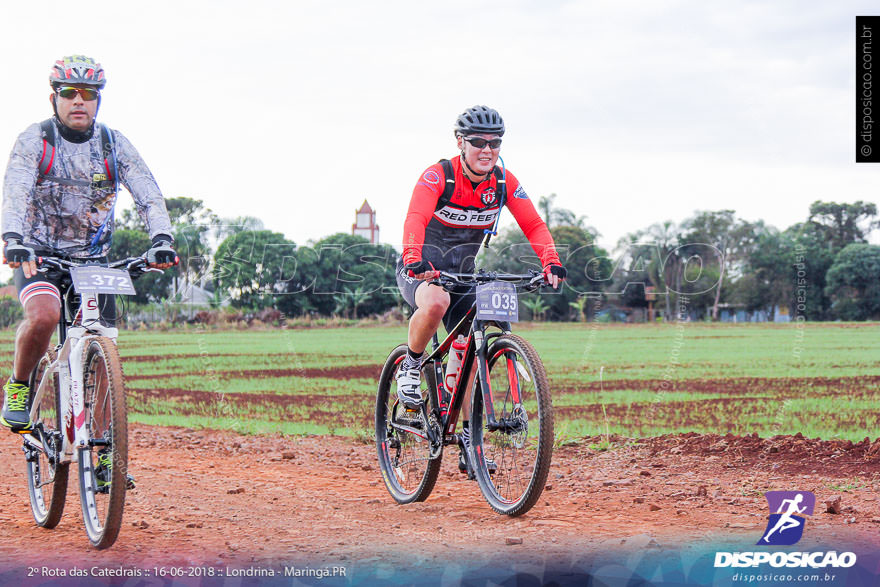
left=396, top=258, right=474, bottom=334
left=14, top=265, right=117, bottom=327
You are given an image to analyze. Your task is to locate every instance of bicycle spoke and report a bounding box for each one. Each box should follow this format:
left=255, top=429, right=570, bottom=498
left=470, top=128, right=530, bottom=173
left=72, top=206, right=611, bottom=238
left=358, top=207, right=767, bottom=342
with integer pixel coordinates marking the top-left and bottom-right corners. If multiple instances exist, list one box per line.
left=375, top=346, right=442, bottom=504
left=473, top=335, right=553, bottom=516
left=25, top=350, right=69, bottom=528
left=78, top=337, right=128, bottom=549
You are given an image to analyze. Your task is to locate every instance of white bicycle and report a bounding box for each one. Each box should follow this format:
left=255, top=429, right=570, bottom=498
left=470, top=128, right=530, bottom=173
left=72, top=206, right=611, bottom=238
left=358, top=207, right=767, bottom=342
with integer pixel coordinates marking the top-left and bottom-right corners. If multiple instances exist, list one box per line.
left=21, top=255, right=155, bottom=549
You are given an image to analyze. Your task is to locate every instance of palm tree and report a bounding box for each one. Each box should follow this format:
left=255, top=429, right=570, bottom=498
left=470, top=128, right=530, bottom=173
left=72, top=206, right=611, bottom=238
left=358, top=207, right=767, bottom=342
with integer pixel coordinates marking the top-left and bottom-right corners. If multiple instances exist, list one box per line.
left=349, top=286, right=371, bottom=319
left=522, top=296, right=549, bottom=321
left=537, top=194, right=557, bottom=227
left=333, top=286, right=371, bottom=319
left=569, top=295, right=590, bottom=321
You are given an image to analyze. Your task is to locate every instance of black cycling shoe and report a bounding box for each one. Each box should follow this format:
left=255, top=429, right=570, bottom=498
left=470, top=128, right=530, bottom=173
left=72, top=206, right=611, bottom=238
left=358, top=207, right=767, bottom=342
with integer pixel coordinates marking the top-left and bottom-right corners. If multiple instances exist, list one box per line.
left=459, top=429, right=497, bottom=475
left=458, top=450, right=498, bottom=474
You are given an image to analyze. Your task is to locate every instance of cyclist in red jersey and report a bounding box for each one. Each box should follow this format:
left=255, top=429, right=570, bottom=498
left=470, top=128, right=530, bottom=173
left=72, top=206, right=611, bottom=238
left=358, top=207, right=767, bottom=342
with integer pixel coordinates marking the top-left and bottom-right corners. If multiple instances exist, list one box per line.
left=395, top=105, right=566, bottom=473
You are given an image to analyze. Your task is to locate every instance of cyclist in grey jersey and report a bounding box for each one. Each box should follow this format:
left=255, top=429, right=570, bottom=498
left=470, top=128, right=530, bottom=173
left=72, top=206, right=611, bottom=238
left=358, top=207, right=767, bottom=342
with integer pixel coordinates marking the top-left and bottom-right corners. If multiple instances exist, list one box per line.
left=2, top=105, right=171, bottom=256
left=1, top=55, right=176, bottom=431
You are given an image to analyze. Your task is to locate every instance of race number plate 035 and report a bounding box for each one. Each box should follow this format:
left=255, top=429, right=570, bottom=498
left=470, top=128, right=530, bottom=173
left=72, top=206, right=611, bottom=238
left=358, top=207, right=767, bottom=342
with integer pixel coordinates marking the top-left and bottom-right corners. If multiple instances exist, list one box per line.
left=476, top=282, right=519, bottom=322
left=71, top=266, right=136, bottom=295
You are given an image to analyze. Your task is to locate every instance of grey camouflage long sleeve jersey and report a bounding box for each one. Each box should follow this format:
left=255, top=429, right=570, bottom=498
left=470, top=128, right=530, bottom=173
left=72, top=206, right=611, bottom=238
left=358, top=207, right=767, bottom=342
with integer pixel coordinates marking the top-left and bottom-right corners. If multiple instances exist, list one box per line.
left=2, top=122, right=172, bottom=258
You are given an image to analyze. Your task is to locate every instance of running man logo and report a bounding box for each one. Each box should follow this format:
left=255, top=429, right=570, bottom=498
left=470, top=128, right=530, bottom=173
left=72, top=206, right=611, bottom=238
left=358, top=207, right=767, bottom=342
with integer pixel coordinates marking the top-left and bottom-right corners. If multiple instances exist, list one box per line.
left=758, top=491, right=815, bottom=546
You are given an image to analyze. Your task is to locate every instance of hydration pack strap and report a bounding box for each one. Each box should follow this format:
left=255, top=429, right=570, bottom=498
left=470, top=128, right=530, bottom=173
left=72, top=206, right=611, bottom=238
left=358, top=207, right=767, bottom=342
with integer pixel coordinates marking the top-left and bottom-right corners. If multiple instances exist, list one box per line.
left=37, top=119, right=115, bottom=183
left=438, top=159, right=456, bottom=208
left=482, top=159, right=507, bottom=248
left=38, top=119, right=56, bottom=177
left=89, top=123, right=118, bottom=254
left=436, top=158, right=505, bottom=210
left=36, top=119, right=119, bottom=254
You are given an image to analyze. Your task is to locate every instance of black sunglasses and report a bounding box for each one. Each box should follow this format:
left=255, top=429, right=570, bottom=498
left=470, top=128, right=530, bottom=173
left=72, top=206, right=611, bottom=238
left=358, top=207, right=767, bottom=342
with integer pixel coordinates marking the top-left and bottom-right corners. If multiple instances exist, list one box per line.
left=56, top=86, right=100, bottom=101
left=463, top=137, right=502, bottom=149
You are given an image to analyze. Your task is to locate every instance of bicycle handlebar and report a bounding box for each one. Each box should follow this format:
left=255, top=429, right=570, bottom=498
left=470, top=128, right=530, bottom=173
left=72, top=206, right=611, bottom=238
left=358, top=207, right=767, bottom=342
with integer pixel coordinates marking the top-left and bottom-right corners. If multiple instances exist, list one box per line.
left=37, top=255, right=160, bottom=278
left=428, top=269, right=547, bottom=292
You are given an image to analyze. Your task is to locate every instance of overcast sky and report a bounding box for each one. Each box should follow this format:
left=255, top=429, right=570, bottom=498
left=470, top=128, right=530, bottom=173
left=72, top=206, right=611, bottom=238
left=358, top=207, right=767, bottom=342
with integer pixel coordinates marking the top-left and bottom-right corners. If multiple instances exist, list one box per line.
left=1, top=0, right=877, bottom=269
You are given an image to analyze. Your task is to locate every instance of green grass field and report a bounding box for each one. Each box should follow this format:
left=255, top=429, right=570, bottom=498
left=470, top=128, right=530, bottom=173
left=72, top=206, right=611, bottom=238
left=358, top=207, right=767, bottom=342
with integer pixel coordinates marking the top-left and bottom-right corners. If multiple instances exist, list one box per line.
left=1, top=322, right=877, bottom=441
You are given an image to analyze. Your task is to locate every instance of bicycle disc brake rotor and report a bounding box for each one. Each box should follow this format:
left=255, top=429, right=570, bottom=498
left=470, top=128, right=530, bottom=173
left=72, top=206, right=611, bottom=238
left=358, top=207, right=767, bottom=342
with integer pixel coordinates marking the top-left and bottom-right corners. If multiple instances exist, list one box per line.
left=511, top=405, right=528, bottom=449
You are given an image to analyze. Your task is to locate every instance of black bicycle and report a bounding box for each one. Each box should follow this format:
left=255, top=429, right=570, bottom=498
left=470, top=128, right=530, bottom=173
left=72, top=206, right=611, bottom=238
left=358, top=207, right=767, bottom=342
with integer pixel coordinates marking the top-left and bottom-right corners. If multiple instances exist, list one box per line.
left=375, top=270, right=554, bottom=516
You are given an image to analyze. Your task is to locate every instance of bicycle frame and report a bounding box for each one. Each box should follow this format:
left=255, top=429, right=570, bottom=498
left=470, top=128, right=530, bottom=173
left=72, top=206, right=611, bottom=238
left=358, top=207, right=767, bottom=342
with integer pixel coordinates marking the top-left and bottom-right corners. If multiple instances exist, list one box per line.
left=378, top=269, right=552, bottom=513
left=413, top=307, right=519, bottom=447
left=25, top=289, right=117, bottom=466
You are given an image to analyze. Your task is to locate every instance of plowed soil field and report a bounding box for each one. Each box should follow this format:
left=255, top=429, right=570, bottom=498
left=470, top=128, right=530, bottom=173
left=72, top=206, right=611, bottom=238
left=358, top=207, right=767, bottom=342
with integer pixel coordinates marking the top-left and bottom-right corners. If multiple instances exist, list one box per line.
left=1, top=424, right=879, bottom=576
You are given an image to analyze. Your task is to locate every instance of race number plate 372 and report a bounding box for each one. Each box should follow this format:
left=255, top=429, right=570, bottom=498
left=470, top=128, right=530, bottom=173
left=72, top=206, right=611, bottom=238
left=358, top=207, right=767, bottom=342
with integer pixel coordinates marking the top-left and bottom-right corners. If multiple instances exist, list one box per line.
left=70, top=266, right=136, bottom=295
left=476, top=282, right=518, bottom=322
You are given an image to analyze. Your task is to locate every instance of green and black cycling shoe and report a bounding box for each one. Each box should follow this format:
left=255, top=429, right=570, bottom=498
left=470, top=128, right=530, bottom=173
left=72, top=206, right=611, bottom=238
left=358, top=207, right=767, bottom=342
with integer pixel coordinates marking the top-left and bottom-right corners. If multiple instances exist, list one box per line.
left=94, top=448, right=136, bottom=492
left=1, top=379, right=33, bottom=432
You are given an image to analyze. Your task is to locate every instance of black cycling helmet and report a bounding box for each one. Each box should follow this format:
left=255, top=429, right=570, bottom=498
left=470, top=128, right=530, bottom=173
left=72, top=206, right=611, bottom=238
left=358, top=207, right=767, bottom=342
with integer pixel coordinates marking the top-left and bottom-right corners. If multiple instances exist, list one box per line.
left=454, top=105, right=505, bottom=137
left=49, top=55, right=106, bottom=89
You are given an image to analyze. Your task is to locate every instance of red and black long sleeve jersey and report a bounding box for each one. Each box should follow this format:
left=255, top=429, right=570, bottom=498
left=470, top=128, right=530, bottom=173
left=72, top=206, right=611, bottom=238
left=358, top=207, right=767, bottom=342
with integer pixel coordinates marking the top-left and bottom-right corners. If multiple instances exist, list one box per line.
left=402, top=156, right=560, bottom=272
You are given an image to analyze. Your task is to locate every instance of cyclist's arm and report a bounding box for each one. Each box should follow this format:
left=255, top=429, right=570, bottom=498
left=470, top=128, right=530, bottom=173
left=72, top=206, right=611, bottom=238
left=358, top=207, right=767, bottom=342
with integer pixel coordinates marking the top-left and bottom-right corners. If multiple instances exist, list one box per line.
left=113, top=130, right=174, bottom=243
left=1, top=124, right=42, bottom=244
left=401, top=163, right=444, bottom=265
left=503, top=172, right=561, bottom=269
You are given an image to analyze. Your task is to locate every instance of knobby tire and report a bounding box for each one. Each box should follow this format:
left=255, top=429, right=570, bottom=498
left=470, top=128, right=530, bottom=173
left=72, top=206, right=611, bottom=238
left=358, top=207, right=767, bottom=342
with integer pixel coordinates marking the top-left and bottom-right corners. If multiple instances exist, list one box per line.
left=375, top=344, right=442, bottom=504
left=26, top=349, right=69, bottom=528
left=77, top=337, right=128, bottom=549
left=471, top=334, right=553, bottom=516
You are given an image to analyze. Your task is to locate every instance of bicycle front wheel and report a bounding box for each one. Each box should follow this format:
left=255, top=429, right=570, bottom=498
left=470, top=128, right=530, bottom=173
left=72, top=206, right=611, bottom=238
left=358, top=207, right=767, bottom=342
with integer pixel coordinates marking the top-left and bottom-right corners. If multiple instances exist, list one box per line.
left=471, top=334, right=553, bottom=516
left=77, top=337, right=128, bottom=549
left=26, top=349, right=69, bottom=528
left=375, top=344, right=442, bottom=504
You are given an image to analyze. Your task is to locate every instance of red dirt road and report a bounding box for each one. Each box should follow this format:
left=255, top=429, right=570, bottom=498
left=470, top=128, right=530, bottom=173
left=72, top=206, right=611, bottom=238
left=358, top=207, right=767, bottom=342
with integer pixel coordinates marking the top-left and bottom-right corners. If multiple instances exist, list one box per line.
left=1, top=425, right=879, bottom=575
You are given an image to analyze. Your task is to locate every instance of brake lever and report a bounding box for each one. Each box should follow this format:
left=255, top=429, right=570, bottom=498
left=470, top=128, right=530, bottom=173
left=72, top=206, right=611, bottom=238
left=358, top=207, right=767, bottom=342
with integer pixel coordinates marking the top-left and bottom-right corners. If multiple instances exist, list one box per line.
left=125, top=257, right=160, bottom=275
left=525, top=274, right=546, bottom=291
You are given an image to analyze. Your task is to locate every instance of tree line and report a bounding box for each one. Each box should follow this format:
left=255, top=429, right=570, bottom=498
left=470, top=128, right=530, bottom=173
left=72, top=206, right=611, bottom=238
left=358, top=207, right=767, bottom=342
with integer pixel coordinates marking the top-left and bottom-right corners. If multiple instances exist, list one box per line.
left=109, top=197, right=880, bottom=322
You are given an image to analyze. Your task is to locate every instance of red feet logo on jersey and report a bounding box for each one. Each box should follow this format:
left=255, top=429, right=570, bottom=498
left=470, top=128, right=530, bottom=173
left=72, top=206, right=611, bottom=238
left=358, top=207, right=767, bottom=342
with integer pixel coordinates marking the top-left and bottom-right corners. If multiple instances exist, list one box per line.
left=480, top=188, right=497, bottom=206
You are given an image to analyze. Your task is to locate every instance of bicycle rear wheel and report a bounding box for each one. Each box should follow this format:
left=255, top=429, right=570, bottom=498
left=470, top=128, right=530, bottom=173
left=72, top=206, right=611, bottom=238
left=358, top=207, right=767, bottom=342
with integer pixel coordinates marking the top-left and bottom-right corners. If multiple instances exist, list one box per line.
left=471, top=334, right=553, bottom=516
left=375, top=344, right=442, bottom=504
left=77, top=337, right=128, bottom=549
left=25, top=349, right=69, bottom=528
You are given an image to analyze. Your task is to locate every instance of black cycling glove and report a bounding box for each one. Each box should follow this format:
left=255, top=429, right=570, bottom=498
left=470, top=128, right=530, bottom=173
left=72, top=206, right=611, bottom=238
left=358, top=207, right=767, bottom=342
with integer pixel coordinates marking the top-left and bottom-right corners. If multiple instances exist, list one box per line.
left=2, top=234, right=35, bottom=265
left=404, top=260, right=436, bottom=277
left=146, top=234, right=178, bottom=266
left=543, top=264, right=567, bottom=280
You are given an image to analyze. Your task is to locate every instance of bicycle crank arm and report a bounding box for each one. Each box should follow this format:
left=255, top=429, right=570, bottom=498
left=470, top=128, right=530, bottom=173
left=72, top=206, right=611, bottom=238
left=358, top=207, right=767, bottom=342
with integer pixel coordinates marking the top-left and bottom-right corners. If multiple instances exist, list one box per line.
left=419, top=403, right=442, bottom=446
left=21, top=423, right=47, bottom=450
left=22, top=425, right=63, bottom=467
left=389, top=421, right=429, bottom=440
left=22, top=440, right=42, bottom=462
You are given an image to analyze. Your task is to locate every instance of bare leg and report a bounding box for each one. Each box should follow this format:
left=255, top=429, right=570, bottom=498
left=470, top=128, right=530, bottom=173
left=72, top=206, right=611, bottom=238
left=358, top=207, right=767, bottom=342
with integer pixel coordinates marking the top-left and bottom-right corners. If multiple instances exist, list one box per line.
left=407, top=283, right=480, bottom=424
left=462, top=367, right=476, bottom=421
left=13, top=296, right=60, bottom=382
left=407, top=282, right=449, bottom=354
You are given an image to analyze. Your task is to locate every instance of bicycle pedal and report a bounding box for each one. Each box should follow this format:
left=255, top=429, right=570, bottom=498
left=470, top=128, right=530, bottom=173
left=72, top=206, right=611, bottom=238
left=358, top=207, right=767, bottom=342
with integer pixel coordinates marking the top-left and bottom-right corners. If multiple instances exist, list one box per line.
left=13, top=428, right=33, bottom=435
